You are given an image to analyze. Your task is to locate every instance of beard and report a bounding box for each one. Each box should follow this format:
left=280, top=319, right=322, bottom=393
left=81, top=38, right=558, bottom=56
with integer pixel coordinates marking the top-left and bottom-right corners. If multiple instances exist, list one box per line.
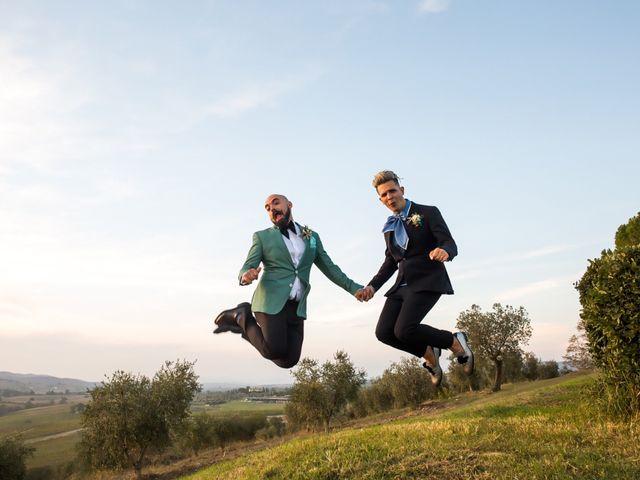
left=271, top=208, right=291, bottom=228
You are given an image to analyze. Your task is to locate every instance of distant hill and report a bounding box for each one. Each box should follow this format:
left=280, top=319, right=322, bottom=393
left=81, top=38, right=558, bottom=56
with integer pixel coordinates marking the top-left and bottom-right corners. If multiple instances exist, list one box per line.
left=0, top=371, right=96, bottom=394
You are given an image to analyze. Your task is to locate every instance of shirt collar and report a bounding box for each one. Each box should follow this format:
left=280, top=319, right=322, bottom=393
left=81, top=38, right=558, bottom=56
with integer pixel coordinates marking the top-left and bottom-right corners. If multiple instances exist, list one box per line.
left=400, top=199, right=412, bottom=217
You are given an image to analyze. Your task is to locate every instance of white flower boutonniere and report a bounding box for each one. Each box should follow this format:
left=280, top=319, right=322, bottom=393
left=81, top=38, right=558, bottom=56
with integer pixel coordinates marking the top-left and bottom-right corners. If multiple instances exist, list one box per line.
left=408, top=213, right=423, bottom=227
left=301, top=225, right=313, bottom=240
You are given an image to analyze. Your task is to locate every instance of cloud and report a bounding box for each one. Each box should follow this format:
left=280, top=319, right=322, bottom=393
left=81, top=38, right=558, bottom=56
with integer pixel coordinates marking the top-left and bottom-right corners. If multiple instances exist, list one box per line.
left=523, top=244, right=575, bottom=258
left=207, top=86, right=279, bottom=117
left=0, top=35, right=95, bottom=173
left=418, top=0, right=450, bottom=14
left=493, top=274, right=580, bottom=302
left=206, top=66, right=324, bottom=118
left=458, top=243, right=584, bottom=274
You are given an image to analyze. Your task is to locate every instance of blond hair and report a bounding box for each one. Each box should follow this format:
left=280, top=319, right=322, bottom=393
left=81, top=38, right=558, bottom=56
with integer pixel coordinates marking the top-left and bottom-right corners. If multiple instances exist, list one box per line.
left=372, top=170, right=401, bottom=189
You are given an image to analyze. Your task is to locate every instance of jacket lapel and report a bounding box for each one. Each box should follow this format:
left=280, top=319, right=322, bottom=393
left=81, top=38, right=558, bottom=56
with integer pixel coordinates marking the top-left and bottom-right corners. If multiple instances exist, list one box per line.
left=384, top=231, right=404, bottom=261
left=296, top=223, right=315, bottom=266
left=269, top=227, right=295, bottom=267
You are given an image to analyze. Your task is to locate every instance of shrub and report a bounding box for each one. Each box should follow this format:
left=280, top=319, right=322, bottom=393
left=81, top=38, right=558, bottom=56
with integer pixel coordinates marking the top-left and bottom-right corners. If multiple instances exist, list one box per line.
left=0, top=436, right=34, bottom=480
left=575, top=212, right=640, bottom=418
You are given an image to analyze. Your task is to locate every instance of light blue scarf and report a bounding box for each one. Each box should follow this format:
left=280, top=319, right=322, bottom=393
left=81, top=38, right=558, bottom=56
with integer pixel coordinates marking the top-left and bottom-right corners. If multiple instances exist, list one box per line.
left=382, top=199, right=412, bottom=252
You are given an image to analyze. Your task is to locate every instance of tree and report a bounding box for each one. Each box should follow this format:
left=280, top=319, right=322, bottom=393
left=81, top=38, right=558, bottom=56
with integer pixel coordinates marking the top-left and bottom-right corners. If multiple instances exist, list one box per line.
left=79, top=360, right=200, bottom=478
left=285, top=351, right=366, bottom=432
left=615, top=211, right=640, bottom=249
left=522, top=352, right=539, bottom=381
left=456, top=303, right=532, bottom=391
left=538, top=360, right=559, bottom=379
left=378, top=357, right=435, bottom=408
left=0, top=436, right=34, bottom=480
left=447, top=348, right=524, bottom=392
left=563, top=320, right=593, bottom=371
left=576, top=212, right=640, bottom=418
left=351, top=378, right=395, bottom=417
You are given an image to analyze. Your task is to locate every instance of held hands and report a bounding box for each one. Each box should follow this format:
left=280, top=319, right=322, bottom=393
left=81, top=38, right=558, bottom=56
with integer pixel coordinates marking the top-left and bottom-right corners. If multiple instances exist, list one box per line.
left=355, top=285, right=375, bottom=302
left=429, top=248, right=449, bottom=262
left=241, top=267, right=262, bottom=285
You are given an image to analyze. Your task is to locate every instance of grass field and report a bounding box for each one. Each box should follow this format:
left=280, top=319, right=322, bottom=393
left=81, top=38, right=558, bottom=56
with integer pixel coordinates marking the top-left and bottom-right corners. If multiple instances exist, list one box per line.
left=0, top=396, right=285, bottom=472
left=0, top=398, right=86, bottom=469
left=183, top=374, right=640, bottom=480
left=192, top=400, right=285, bottom=416
left=0, top=402, right=83, bottom=440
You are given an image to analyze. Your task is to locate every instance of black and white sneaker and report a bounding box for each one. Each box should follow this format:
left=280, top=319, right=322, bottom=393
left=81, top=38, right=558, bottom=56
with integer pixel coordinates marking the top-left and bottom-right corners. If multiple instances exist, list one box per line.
left=422, top=347, right=443, bottom=387
left=454, top=332, right=474, bottom=375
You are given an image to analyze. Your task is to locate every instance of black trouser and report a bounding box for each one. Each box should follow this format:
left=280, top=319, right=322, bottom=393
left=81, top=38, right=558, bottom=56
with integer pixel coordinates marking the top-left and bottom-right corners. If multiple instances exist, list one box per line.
left=375, top=287, right=454, bottom=358
left=238, top=300, right=304, bottom=369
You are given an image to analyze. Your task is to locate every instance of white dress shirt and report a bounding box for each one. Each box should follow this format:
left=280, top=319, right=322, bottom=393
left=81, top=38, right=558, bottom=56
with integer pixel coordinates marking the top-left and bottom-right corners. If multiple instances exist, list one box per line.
left=281, top=223, right=306, bottom=301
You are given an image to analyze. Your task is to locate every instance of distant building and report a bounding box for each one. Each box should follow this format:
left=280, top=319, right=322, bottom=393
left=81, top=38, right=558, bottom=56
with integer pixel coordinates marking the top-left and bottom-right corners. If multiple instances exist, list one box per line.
left=244, top=396, right=289, bottom=404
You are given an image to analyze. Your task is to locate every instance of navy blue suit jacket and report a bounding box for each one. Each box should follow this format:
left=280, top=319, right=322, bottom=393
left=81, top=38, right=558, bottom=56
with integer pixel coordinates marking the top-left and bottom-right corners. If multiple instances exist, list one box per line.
left=368, top=202, right=457, bottom=296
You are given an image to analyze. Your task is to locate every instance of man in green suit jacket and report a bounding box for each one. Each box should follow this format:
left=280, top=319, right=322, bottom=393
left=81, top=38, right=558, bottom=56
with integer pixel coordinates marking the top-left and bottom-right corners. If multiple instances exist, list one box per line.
left=214, top=194, right=365, bottom=368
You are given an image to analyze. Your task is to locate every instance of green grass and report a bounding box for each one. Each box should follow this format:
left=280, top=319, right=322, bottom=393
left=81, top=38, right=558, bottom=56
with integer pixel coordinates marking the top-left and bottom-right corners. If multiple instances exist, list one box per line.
left=183, top=374, right=640, bottom=480
left=1, top=397, right=284, bottom=473
left=0, top=401, right=84, bottom=470
left=0, top=403, right=82, bottom=440
left=25, top=431, right=82, bottom=469
left=192, top=400, right=285, bottom=416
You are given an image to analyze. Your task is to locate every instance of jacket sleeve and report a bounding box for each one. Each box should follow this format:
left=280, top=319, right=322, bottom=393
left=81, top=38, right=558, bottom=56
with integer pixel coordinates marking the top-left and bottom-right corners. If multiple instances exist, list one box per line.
left=238, top=232, right=263, bottom=284
left=313, top=233, right=363, bottom=295
left=367, top=249, right=398, bottom=291
left=429, top=207, right=457, bottom=261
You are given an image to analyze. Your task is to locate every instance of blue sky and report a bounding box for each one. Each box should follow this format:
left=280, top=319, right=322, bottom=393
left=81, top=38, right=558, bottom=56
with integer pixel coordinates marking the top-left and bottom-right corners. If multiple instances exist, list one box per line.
left=1, top=1, right=638, bottom=384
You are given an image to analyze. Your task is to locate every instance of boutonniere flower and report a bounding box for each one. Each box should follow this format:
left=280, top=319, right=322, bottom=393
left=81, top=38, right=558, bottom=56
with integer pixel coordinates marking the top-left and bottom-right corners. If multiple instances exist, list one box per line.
left=408, top=213, right=423, bottom=227
left=301, top=225, right=313, bottom=240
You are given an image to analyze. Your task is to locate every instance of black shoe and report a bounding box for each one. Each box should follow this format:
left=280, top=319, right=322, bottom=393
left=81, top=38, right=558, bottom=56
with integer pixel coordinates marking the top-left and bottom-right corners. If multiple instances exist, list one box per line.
left=213, top=303, right=249, bottom=334
left=422, top=347, right=443, bottom=387
left=454, top=332, right=474, bottom=375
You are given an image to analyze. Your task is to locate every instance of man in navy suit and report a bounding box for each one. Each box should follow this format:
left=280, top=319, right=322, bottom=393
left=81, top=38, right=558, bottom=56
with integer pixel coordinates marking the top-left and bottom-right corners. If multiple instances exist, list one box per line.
left=356, top=170, right=474, bottom=387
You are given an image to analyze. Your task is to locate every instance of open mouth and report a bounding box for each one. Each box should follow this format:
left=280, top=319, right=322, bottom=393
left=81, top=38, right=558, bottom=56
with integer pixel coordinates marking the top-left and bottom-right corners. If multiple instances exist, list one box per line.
left=273, top=211, right=283, bottom=222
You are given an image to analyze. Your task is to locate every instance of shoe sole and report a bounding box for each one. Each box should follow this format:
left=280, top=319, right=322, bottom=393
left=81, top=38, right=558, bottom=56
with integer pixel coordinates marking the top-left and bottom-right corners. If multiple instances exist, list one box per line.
left=456, top=332, right=474, bottom=375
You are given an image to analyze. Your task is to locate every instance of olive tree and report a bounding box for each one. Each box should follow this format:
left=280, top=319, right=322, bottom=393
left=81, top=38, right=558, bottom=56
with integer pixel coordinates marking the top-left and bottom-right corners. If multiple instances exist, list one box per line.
left=285, top=351, right=366, bottom=432
left=79, top=360, right=200, bottom=478
left=456, top=303, right=532, bottom=391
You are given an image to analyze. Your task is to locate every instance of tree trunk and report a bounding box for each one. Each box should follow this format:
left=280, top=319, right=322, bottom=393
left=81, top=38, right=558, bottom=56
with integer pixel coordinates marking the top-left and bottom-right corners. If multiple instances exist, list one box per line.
left=134, top=446, right=147, bottom=479
left=492, top=358, right=503, bottom=392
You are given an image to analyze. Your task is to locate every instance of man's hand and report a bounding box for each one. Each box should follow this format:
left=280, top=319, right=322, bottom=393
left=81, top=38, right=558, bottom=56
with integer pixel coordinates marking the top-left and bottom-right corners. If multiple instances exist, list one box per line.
left=428, top=248, right=449, bottom=262
left=355, top=285, right=375, bottom=302
left=241, top=267, right=262, bottom=285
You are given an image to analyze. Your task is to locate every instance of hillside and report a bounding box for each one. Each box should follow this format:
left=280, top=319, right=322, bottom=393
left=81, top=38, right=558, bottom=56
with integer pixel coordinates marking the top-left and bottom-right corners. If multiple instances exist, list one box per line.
left=181, top=373, right=640, bottom=480
left=0, top=371, right=96, bottom=394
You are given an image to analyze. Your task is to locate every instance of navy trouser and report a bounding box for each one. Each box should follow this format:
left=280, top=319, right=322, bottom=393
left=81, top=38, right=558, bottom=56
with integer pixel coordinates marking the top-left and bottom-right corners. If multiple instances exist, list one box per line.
left=239, top=300, right=304, bottom=369
left=375, top=287, right=454, bottom=357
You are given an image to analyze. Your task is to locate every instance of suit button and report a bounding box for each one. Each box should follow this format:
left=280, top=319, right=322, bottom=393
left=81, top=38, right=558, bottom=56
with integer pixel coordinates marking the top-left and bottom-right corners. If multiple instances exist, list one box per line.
left=289, top=283, right=293, bottom=287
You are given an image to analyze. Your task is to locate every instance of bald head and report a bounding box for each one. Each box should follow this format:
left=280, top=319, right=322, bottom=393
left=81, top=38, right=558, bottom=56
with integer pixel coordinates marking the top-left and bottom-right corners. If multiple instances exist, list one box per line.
left=264, top=194, right=293, bottom=227
left=264, top=193, right=289, bottom=207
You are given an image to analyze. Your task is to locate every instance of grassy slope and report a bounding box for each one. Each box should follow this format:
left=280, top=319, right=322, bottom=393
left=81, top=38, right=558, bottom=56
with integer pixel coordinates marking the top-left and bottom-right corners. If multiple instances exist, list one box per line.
left=0, top=401, right=84, bottom=468
left=183, top=374, right=640, bottom=480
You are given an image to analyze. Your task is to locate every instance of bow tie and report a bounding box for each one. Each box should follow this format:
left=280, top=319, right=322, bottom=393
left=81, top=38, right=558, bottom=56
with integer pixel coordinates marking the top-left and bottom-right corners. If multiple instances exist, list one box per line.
left=382, top=214, right=408, bottom=253
left=280, top=222, right=297, bottom=239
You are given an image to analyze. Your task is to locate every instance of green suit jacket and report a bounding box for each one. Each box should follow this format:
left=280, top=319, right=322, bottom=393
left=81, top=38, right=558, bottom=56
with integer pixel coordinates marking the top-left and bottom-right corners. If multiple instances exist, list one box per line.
left=238, top=224, right=362, bottom=319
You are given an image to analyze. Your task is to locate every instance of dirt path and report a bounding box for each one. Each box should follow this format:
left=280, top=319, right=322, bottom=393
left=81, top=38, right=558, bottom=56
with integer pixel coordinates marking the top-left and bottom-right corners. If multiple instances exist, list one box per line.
left=25, top=428, right=83, bottom=444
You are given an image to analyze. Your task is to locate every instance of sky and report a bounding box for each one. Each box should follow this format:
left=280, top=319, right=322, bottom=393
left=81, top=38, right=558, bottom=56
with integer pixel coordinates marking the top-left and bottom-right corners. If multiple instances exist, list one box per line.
left=1, top=0, right=639, bottom=385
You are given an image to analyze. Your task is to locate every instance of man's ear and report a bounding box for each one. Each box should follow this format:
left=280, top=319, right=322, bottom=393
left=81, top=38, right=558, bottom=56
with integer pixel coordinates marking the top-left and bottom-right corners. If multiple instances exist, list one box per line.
left=400, top=186, right=405, bottom=195
left=288, top=201, right=293, bottom=209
